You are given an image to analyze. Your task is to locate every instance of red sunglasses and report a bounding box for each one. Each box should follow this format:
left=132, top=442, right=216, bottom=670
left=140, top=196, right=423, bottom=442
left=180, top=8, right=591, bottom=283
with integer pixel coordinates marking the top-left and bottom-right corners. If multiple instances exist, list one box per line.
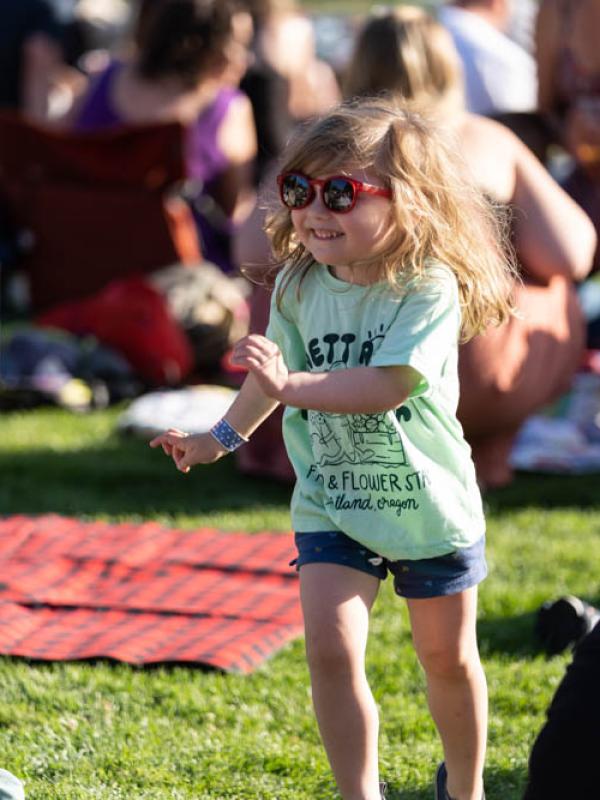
left=277, top=172, right=392, bottom=214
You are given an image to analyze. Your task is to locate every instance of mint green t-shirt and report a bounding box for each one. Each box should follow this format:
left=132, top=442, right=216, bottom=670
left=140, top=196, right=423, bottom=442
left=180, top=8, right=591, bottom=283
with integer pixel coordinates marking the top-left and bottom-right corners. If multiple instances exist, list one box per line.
left=266, top=262, right=485, bottom=561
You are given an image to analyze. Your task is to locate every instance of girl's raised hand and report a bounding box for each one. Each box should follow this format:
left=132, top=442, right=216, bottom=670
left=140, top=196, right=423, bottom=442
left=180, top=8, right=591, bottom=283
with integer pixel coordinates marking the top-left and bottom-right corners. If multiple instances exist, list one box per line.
left=231, top=335, right=289, bottom=399
left=149, top=429, right=226, bottom=472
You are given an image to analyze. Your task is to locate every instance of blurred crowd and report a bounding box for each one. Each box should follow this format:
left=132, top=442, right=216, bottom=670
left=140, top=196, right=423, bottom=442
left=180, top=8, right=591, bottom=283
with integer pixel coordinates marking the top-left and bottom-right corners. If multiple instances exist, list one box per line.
left=1, top=0, right=600, bottom=493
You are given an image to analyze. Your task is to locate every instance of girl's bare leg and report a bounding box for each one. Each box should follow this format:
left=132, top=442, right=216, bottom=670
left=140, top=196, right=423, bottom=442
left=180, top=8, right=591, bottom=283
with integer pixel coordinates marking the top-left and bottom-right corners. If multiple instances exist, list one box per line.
left=300, top=563, right=381, bottom=800
left=407, top=587, right=487, bottom=800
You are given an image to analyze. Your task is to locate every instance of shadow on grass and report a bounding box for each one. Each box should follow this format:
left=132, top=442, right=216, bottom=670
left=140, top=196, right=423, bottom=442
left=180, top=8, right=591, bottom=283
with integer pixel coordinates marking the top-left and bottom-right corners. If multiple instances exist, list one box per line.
left=0, top=434, right=292, bottom=519
left=2, top=415, right=599, bottom=519
left=0, top=654, right=223, bottom=675
left=385, top=763, right=527, bottom=800
left=478, top=610, right=540, bottom=657
left=385, top=781, right=430, bottom=800
left=484, top=471, right=600, bottom=512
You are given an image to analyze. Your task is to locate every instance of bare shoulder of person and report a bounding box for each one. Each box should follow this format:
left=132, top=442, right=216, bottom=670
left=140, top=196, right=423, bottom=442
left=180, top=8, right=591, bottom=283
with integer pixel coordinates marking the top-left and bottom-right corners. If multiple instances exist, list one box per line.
left=218, top=93, right=257, bottom=163
left=458, top=114, right=517, bottom=200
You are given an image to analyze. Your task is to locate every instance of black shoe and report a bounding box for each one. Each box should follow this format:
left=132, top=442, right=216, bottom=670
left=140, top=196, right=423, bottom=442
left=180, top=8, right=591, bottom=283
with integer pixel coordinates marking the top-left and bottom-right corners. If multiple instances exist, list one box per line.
left=435, top=762, right=485, bottom=800
left=435, top=763, right=452, bottom=800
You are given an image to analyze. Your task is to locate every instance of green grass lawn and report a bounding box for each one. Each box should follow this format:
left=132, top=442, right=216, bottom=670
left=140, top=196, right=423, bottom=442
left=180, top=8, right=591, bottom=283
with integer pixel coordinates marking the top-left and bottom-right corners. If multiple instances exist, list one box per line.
left=1, top=406, right=598, bottom=799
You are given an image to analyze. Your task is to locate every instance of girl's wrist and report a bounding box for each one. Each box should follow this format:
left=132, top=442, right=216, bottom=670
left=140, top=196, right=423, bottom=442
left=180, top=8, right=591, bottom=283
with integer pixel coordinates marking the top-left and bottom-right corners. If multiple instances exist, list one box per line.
left=277, top=372, right=300, bottom=406
left=209, top=418, right=249, bottom=452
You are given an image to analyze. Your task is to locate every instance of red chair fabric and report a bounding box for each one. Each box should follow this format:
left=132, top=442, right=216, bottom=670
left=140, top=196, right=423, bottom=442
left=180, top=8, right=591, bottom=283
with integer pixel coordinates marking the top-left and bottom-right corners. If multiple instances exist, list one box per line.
left=0, top=112, right=202, bottom=310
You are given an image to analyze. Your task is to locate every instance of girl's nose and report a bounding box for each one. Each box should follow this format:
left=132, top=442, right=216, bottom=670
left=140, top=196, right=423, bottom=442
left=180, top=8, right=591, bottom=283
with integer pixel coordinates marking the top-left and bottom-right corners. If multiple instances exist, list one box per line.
left=308, top=188, right=332, bottom=216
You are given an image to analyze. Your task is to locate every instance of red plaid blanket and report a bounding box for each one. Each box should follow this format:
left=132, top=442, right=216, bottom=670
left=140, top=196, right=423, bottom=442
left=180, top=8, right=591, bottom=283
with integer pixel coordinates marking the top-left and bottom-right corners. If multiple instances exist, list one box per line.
left=0, top=515, right=302, bottom=673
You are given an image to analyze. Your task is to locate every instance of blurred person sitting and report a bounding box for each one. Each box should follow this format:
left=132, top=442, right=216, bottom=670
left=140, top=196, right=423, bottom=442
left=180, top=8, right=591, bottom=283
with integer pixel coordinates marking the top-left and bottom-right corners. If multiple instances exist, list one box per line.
left=343, top=5, right=596, bottom=488
left=253, top=1, right=340, bottom=123
left=438, top=0, right=538, bottom=115
left=239, top=0, right=340, bottom=184
left=65, top=0, right=257, bottom=273
left=0, top=0, right=65, bottom=121
left=536, top=0, right=600, bottom=272
left=44, top=0, right=133, bottom=119
left=62, top=0, right=132, bottom=75
left=506, top=0, right=537, bottom=54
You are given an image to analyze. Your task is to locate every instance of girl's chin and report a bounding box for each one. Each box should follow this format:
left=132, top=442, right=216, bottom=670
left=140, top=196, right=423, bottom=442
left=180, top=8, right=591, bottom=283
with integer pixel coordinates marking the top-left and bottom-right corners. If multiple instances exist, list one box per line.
left=309, top=254, right=349, bottom=268
left=327, top=263, right=383, bottom=285
left=306, top=242, right=349, bottom=262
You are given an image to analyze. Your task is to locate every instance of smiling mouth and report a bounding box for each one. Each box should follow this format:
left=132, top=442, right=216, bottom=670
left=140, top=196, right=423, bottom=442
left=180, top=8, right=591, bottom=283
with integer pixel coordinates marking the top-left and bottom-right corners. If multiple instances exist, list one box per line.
left=311, top=230, right=344, bottom=240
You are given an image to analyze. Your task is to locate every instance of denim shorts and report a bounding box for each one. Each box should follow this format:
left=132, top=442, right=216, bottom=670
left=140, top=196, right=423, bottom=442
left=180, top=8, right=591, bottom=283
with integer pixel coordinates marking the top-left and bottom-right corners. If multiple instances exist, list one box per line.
left=293, top=530, right=487, bottom=599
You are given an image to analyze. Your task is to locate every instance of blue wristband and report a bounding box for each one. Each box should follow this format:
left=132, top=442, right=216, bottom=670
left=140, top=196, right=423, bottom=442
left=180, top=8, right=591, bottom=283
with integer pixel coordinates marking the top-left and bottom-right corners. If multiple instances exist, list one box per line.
left=209, top=418, right=249, bottom=452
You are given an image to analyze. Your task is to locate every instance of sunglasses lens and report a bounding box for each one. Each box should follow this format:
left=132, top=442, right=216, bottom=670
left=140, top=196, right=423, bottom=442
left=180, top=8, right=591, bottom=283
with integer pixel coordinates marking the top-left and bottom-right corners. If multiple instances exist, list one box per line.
left=323, top=178, right=355, bottom=212
left=280, top=173, right=311, bottom=209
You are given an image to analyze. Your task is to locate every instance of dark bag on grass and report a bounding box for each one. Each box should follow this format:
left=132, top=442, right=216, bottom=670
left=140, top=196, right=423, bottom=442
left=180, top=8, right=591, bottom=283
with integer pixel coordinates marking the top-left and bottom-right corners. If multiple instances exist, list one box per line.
left=535, top=595, right=600, bottom=655
left=148, top=263, right=249, bottom=369
left=38, top=276, right=194, bottom=386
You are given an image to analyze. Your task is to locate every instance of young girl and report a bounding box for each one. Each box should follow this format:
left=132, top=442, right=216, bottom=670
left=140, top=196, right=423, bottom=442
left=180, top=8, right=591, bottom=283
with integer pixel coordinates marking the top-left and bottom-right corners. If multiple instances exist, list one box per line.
left=150, top=99, right=516, bottom=800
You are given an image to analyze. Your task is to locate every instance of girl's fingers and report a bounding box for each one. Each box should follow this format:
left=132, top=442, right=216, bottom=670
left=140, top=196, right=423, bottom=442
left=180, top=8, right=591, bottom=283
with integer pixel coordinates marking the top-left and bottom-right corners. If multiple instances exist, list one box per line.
left=232, top=347, right=265, bottom=363
left=231, top=354, right=263, bottom=370
left=150, top=430, right=190, bottom=459
left=149, top=429, right=188, bottom=448
left=234, top=338, right=279, bottom=358
left=232, top=345, right=279, bottom=366
left=173, top=448, right=191, bottom=473
left=238, top=333, right=271, bottom=349
left=149, top=429, right=192, bottom=472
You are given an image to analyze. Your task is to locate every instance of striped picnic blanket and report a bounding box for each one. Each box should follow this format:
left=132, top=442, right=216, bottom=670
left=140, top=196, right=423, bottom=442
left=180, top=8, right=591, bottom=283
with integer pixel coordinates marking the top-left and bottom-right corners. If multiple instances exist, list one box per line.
left=0, top=515, right=302, bottom=673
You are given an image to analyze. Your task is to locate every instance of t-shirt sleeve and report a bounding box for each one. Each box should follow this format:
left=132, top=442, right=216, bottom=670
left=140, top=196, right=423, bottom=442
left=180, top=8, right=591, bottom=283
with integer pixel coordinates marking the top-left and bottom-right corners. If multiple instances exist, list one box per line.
left=370, top=272, right=461, bottom=397
left=265, top=278, right=307, bottom=371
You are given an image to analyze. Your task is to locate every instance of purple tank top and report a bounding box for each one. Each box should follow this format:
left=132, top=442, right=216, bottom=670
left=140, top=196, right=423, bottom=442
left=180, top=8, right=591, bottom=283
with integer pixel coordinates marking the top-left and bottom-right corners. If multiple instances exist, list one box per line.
left=73, top=60, right=239, bottom=187
left=73, top=61, right=243, bottom=271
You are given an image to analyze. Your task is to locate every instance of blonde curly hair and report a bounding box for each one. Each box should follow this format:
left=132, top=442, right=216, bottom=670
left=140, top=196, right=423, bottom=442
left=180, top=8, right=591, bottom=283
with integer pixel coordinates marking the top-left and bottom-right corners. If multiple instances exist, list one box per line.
left=265, top=99, right=518, bottom=341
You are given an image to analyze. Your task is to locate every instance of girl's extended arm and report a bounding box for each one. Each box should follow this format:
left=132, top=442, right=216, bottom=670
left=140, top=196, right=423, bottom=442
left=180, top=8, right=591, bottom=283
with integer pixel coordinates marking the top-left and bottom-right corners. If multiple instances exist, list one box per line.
left=149, top=372, right=279, bottom=472
left=232, top=335, right=420, bottom=413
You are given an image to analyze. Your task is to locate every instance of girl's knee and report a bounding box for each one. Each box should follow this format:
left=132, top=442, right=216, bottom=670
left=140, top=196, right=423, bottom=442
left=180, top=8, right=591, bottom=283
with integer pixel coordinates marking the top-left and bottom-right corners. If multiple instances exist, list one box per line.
left=416, top=643, right=481, bottom=680
left=304, top=627, right=363, bottom=676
